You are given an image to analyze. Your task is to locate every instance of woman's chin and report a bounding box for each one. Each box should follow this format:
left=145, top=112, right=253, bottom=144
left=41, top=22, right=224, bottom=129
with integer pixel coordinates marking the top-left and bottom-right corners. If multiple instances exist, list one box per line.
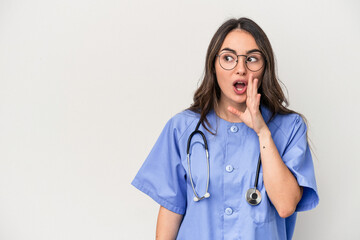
left=232, top=96, right=247, bottom=105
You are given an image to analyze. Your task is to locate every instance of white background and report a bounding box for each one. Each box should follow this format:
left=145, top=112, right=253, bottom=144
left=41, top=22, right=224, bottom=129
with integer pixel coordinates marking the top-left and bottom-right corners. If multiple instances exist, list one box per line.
left=0, top=0, right=359, bottom=239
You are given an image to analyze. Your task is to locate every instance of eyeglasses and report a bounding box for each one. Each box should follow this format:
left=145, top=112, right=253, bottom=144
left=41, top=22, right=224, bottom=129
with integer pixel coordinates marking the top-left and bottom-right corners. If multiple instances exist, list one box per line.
left=217, top=51, right=265, bottom=72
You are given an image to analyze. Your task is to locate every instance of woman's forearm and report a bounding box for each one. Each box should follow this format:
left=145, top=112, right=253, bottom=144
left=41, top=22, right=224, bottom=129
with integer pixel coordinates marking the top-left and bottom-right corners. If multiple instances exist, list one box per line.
left=258, top=127, right=303, bottom=218
left=156, top=206, right=183, bottom=240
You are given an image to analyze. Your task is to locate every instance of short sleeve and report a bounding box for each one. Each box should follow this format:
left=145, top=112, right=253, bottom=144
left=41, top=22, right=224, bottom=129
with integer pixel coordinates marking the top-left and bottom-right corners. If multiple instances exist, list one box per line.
left=131, top=118, right=187, bottom=215
left=281, top=115, right=319, bottom=212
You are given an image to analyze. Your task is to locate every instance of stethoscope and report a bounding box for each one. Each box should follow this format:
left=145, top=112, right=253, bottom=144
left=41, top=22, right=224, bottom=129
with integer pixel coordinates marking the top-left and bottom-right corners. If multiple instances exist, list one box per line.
left=186, top=120, right=262, bottom=206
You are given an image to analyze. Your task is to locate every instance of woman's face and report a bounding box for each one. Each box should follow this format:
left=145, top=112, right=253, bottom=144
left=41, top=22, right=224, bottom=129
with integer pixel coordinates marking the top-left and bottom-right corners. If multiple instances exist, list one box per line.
left=215, top=29, right=265, bottom=111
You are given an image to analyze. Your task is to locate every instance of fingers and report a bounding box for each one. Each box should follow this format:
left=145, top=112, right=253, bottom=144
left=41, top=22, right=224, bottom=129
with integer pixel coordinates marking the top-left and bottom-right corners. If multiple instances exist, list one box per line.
left=248, top=73, right=259, bottom=97
left=253, top=78, right=258, bottom=97
left=247, top=73, right=252, bottom=93
left=246, top=74, right=261, bottom=111
left=227, top=106, right=242, bottom=117
left=247, top=75, right=256, bottom=102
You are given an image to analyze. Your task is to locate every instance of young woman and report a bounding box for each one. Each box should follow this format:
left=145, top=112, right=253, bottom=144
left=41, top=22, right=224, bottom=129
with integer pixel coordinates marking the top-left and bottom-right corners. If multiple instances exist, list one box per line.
left=132, top=17, right=319, bottom=240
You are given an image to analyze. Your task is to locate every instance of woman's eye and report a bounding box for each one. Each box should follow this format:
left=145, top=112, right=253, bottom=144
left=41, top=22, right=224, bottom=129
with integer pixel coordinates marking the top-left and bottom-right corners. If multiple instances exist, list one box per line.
left=247, top=56, right=258, bottom=62
left=223, top=55, right=235, bottom=62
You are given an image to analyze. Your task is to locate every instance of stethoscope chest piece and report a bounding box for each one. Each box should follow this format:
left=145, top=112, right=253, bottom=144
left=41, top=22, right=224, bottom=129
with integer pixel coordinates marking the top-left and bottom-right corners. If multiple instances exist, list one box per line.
left=246, top=188, right=262, bottom=206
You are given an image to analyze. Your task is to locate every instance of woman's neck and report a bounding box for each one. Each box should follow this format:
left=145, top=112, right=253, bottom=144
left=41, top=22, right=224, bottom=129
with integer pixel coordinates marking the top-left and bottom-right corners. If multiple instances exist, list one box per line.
left=215, top=99, right=246, bottom=123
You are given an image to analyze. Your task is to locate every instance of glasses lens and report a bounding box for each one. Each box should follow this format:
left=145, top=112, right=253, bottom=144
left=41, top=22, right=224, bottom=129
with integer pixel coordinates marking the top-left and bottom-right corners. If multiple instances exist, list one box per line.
left=219, top=52, right=237, bottom=70
left=246, top=53, right=264, bottom=72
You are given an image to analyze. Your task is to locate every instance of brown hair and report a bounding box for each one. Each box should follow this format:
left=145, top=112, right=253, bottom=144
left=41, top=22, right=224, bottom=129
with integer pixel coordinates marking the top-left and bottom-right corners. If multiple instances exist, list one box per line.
left=187, top=17, right=306, bottom=133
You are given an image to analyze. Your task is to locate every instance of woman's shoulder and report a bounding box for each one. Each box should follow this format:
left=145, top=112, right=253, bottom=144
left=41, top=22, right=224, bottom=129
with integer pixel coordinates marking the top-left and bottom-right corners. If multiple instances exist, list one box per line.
left=273, top=111, right=303, bottom=128
left=262, top=105, right=307, bottom=138
left=170, top=109, right=200, bottom=123
left=175, top=108, right=200, bottom=119
left=165, top=109, right=201, bottom=140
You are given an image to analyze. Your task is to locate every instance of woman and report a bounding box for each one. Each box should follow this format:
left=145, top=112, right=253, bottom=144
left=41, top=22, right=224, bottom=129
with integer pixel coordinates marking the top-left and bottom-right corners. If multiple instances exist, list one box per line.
left=132, top=17, right=319, bottom=240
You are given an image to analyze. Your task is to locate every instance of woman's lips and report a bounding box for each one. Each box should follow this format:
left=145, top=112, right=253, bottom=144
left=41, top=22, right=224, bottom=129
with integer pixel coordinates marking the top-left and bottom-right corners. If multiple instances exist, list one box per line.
left=233, top=81, right=247, bottom=95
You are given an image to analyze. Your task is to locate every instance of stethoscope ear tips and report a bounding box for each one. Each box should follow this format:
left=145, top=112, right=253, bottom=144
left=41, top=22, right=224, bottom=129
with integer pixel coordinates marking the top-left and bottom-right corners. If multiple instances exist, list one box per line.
left=193, top=192, right=210, bottom=202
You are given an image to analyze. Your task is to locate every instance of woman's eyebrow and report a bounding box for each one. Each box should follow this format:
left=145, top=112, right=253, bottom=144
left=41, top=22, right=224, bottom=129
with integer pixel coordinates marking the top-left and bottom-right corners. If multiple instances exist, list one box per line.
left=220, top=48, right=261, bottom=54
left=220, top=47, right=237, bottom=54
left=246, top=49, right=262, bottom=54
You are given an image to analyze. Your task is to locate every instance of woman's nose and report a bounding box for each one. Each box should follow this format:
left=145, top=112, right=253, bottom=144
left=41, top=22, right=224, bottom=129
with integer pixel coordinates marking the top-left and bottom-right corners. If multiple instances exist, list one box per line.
left=235, top=56, right=247, bottom=75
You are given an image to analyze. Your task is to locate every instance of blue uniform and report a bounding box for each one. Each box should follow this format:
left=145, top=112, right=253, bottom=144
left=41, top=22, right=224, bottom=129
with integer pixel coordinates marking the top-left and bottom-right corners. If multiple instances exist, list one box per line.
left=131, top=105, right=319, bottom=239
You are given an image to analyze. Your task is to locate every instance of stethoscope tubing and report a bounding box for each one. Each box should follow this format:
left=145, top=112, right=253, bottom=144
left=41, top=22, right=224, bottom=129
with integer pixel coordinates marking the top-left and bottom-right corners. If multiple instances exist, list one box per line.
left=186, top=118, right=262, bottom=205
left=187, top=121, right=210, bottom=201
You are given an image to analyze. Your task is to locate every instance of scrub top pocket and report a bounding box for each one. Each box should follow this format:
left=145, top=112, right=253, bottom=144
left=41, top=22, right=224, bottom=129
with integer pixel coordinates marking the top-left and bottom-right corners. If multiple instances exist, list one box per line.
left=246, top=172, right=277, bottom=224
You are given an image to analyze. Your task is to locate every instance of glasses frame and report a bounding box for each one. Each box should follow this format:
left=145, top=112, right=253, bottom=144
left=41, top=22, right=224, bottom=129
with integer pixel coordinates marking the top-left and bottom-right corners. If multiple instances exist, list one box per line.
left=217, top=51, right=266, bottom=72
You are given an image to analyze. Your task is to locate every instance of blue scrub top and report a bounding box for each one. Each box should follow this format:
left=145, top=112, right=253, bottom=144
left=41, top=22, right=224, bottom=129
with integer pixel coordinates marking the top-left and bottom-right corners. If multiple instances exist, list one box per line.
left=131, top=105, right=319, bottom=240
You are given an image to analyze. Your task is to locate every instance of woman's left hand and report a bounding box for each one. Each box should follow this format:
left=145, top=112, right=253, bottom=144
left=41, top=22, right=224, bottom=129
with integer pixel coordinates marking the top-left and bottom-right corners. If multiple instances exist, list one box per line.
left=227, top=74, right=268, bottom=136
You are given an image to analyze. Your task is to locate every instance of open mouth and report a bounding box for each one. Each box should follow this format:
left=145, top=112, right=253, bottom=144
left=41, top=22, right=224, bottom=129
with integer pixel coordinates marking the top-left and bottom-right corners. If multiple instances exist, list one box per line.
left=232, top=80, right=247, bottom=95
left=234, top=81, right=246, bottom=91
